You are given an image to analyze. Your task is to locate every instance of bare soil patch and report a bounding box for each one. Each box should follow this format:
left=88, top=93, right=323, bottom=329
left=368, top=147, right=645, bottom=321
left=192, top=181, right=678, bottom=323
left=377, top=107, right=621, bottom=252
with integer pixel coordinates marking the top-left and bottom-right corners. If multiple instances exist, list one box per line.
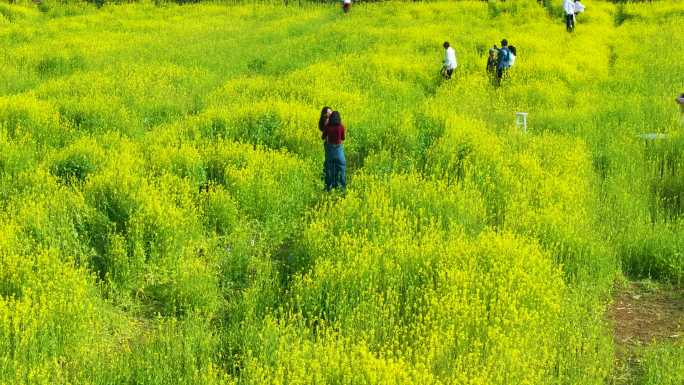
left=609, top=281, right=684, bottom=347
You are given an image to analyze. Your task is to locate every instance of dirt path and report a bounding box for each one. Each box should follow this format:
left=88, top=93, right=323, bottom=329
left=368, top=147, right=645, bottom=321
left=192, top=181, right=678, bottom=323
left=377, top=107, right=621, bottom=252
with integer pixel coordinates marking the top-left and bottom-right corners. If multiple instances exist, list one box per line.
left=608, top=281, right=684, bottom=384
left=609, top=282, right=684, bottom=346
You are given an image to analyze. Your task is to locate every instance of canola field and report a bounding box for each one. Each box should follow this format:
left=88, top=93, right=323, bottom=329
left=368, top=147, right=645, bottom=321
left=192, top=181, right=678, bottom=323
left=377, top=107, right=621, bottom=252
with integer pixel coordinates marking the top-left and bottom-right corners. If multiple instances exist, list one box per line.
left=0, top=0, right=683, bottom=384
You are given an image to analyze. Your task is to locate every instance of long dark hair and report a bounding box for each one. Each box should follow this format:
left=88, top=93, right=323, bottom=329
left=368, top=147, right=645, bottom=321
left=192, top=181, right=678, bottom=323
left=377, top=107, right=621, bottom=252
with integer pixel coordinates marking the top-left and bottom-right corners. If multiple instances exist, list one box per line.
left=319, top=106, right=331, bottom=131
left=328, top=111, right=342, bottom=126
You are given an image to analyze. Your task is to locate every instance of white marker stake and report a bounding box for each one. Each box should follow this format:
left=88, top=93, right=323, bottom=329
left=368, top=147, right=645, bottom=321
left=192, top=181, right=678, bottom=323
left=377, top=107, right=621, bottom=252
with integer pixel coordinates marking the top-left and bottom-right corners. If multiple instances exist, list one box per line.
left=515, top=112, right=528, bottom=133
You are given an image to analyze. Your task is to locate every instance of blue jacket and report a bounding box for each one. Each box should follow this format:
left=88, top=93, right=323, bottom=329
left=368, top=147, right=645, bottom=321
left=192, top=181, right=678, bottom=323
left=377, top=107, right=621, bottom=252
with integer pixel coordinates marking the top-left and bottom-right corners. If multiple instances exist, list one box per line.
left=497, top=47, right=510, bottom=70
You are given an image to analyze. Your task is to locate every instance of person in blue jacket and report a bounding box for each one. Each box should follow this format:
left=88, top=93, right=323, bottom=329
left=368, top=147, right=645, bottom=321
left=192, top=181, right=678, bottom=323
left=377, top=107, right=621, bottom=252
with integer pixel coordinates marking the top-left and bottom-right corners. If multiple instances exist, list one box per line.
left=494, top=39, right=511, bottom=86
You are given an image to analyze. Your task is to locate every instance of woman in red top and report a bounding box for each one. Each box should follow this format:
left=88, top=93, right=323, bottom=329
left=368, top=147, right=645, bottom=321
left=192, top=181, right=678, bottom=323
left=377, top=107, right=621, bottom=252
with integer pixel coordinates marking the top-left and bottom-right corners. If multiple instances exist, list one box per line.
left=322, top=111, right=346, bottom=191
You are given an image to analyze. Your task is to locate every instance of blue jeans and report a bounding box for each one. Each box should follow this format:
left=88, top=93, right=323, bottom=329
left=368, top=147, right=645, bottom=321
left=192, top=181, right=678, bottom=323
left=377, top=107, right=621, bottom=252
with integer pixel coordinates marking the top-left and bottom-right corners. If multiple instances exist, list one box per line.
left=322, top=142, right=329, bottom=182
left=324, top=144, right=346, bottom=191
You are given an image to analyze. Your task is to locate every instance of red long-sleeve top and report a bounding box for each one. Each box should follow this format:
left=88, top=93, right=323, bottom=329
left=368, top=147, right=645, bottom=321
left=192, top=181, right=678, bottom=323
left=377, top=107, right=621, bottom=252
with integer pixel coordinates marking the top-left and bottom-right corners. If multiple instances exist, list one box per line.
left=322, top=123, right=345, bottom=144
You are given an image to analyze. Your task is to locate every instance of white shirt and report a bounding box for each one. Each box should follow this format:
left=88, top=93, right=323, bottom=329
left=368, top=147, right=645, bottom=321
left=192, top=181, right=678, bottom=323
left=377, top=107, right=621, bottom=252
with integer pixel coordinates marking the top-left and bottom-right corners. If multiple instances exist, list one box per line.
left=574, top=1, right=585, bottom=13
left=563, top=0, right=575, bottom=15
left=444, top=47, right=457, bottom=70
left=343, top=0, right=351, bottom=4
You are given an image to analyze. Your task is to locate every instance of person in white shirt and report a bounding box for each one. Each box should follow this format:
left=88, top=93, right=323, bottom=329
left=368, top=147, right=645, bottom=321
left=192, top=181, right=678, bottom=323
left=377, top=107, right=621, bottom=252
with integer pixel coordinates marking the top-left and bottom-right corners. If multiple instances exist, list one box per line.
left=508, top=46, right=516, bottom=67
left=342, top=0, right=351, bottom=13
left=563, top=0, right=575, bottom=32
left=442, top=41, right=457, bottom=80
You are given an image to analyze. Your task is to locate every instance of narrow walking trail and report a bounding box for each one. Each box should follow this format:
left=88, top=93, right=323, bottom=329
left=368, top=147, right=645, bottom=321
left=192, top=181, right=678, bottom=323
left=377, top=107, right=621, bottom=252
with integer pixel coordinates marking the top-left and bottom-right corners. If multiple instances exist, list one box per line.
left=608, top=281, right=684, bottom=383
left=610, top=282, right=684, bottom=346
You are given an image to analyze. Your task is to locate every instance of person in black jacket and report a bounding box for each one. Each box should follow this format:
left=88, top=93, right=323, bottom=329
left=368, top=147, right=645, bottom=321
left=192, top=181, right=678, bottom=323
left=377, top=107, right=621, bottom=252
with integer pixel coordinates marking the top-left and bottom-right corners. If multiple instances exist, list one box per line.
left=319, top=106, right=333, bottom=182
